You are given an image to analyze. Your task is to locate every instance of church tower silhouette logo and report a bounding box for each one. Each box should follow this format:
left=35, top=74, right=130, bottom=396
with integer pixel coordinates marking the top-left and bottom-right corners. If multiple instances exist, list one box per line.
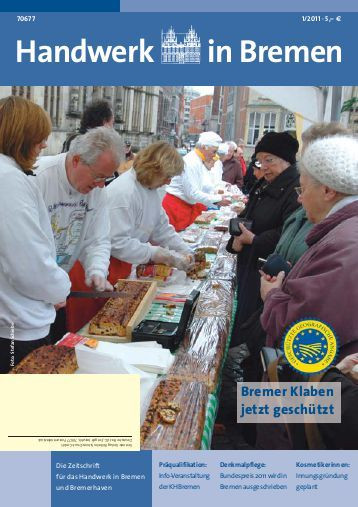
left=161, top=26, right=201, bottom=64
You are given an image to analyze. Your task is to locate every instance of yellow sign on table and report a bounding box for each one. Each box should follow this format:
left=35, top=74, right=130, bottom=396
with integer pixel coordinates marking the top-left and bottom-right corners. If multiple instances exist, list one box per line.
left=0, top=374, right=140, bottom=451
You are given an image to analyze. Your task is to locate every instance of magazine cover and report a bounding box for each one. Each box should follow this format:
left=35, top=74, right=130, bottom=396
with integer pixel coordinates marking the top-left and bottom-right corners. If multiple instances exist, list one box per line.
left=0, top=1, right=357, bottom=505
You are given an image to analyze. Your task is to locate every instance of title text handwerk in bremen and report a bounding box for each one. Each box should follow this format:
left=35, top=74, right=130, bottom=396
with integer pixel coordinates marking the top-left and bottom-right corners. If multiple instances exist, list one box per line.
left=16, top=38, right=342, bottom=64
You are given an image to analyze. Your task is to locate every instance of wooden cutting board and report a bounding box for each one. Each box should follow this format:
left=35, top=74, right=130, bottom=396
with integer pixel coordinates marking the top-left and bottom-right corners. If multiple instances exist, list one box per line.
left=78, top=279, right=158, bottom=343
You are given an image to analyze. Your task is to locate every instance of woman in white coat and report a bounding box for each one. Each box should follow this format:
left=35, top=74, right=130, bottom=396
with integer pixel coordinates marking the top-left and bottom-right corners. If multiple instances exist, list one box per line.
left=0, top=96, right=71, bottom=372
left=106, top=141, right=192, bottom=280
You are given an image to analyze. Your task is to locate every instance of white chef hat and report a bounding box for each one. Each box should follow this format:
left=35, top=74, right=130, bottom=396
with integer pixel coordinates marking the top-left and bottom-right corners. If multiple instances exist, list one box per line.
left=301, top=136, right=358, bottom=195
left=217, top=143, right=229, bottom=155
left=198, top=131, right=222, bottom=148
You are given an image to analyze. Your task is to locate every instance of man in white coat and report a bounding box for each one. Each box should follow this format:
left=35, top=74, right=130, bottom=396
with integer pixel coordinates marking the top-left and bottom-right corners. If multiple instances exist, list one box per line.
left=163, top=131, right=231, bottom=231
left=35, top=127, right=123, bottom=336
left=35, top=126, right=122, bottom=290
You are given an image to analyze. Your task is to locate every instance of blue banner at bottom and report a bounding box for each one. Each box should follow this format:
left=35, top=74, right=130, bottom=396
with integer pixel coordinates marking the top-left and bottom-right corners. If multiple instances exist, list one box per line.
left=1, top=450, right=357, bottom=506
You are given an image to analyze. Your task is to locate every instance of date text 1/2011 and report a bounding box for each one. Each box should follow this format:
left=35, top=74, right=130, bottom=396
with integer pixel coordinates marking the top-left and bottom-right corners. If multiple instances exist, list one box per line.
left=302, top=16, right=321, bottom=22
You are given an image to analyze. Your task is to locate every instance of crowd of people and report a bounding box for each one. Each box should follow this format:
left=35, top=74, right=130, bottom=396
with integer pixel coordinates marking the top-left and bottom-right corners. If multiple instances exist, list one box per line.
left=218, top=123, right=358, bottom=451
left=0, top=95, right=357, bottom=450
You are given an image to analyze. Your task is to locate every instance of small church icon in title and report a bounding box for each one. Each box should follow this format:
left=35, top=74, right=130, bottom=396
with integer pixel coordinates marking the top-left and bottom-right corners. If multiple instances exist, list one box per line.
left=161, top=26, right=201, bottom=64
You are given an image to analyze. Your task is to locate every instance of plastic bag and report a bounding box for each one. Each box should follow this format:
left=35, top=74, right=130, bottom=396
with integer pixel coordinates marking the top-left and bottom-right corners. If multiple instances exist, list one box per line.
left=180, top=226, right=205, bottom=246
left=168, top=316, right=231, bottom=392
left=194, top=278, right=233, bottom=318
left=166, top=276, right=235, bottom=392
left=196, top=229, right=223, bottom=254
left=141, top=378, right=208, bottom=449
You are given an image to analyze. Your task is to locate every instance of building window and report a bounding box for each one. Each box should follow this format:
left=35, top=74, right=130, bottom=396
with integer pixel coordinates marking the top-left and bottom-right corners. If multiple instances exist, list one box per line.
left=225, top=111, right=233, bottom=140
left=114, top=87, right=123, bottom=123
left=82, top=86, right=88, bottom=110
left=144, top=94, right=152, bottom=132
left=247, top=112, right=261, bottom=145
left=123, top=87, right=131, bottom=127
left=11, top=86, right=31, bottom=99
left=285, top=113, right=296, bottom=130
left=264, top=112, right=276, bottom=133
left=44, top=86, right=61, bottom=127
left=132, top=89, right=142, bottom=132
left=55, top=86, right=60, bottom=127
left=227, top=87, right=234, bottom=107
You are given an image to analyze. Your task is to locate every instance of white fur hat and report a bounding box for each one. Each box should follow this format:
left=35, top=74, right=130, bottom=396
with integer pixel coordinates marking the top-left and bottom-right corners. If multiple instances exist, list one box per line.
left=227, top=141, right=238, bottom=150
left=198, top=131, right=222, bottom=148
left=302, top=136, right=358, bottom=195
left=217, top=143, right=229, bottom=155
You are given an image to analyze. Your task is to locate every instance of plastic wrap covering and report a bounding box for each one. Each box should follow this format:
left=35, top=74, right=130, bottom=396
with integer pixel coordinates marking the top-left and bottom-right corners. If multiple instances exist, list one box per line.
left=188, top=315, right=230, bottom=358
left=194, top=211, right=218, bottom=225
left=168, top=316, right=230, bottom=392
left=217, top=207, right=237, bottom=220
left=167, top=278, right=234, bottom=391
left=195, top=278, right=233, bottom=318
left=136, top=263, right=173, bottom=282
left=196, top=230, right=223, bottom=254
left=141, top=379, right=208, bottom=449
left=210, top=255, right=236, bottom=281
left=180, top=226, right=205, bottom=246
left=217, top=232, right=234, bottom=257
left=231, top=201, right=246, bottom=214
left=212, top=217, right=229, bottom=232
left=213, top=209, right=237, bottom=232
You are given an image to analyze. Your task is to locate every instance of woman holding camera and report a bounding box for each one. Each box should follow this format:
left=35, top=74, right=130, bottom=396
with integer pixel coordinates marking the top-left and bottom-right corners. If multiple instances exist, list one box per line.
left=227, top=131, right=300, bottom=346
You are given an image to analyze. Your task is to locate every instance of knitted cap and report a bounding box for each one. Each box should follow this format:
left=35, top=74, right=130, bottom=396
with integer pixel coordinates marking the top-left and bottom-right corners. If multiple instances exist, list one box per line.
left=255, top=131, right=299, bottom=165
left=302, top=136, right=358, bottom=195
left=198, top=131, right=222, bottom=148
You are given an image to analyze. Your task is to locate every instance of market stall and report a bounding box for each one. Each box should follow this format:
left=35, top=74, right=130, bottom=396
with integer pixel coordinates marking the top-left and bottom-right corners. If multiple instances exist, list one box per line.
left=140, top=224, right=237, bottom=450
left=11, top=204, right=240, bottom=450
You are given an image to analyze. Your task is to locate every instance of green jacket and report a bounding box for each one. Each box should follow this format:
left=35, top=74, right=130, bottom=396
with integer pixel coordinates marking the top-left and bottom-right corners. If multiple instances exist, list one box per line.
left=274, top=207, right=313, bottom=265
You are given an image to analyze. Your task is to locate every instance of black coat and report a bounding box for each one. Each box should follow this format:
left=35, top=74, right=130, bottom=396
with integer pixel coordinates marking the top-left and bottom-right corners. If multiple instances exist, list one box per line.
left=228, top=164, right=301, bottom=258
left=317, top=368, right=358, bottom=450
left=228, top=164, right=301, bottom=347
left=242, top=161, right=257, bottom=195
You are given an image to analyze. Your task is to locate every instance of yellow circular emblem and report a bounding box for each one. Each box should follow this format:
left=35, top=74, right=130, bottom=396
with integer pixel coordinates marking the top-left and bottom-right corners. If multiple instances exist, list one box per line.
left=283, top=319, right=338, bottom=374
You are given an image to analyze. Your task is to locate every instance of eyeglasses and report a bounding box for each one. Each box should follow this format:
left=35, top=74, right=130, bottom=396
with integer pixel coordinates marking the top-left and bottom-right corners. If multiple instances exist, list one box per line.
left=295, top=186, right=303, bottom=196
left=258, top=156, right=279, bottom=166
left=88, top=166, right=111, bottom=183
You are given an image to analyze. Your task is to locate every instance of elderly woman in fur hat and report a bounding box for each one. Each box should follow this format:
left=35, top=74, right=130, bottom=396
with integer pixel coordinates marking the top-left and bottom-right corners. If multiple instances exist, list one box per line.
left=261, top=135, right=358, bottom=360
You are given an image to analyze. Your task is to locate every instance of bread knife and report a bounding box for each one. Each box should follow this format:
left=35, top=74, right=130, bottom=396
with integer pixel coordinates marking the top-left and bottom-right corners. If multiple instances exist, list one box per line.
left=69, top=291, right=132, bottom=299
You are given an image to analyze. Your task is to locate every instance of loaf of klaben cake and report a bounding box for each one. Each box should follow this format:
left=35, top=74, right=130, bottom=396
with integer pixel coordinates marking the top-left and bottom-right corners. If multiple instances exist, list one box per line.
left=88, top=280, right=150, bottom=336
left=10, top=345, right=78, bottom=374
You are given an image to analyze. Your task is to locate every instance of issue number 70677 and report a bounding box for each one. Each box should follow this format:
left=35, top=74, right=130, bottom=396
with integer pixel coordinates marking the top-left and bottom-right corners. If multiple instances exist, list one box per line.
left=17, top=15, right=36, bottom=22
